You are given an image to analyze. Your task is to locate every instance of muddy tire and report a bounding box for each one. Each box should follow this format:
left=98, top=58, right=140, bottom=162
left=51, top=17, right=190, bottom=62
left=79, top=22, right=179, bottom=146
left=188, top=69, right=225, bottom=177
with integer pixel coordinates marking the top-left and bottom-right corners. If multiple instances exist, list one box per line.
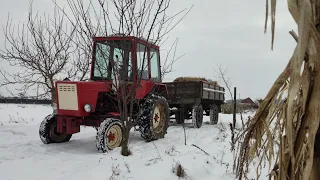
left=96, top=118, right=124, bottom=153
left=175, top=108, right=185, bottom=124
left=39, top=113, right=72, bottom=144
left=192, top=103, right=203, bottom=128
left=209, top=104, right=219, bottom=125
left=138, top=94, right=170, bottom=142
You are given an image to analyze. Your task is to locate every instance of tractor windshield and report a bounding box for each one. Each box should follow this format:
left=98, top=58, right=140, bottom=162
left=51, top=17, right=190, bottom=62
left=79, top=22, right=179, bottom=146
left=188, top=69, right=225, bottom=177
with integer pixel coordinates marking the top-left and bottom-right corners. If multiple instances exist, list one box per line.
left=92, top=40, right=132, bottom=81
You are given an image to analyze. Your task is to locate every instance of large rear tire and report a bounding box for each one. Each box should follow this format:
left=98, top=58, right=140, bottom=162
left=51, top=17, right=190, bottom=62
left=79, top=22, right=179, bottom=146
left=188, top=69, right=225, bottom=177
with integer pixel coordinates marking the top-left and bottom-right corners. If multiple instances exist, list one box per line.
left=39, top=113, right=72, bottom=144
left=96, top=118, right=124, bottom=153
left=138, top=94, right=170, bottom=142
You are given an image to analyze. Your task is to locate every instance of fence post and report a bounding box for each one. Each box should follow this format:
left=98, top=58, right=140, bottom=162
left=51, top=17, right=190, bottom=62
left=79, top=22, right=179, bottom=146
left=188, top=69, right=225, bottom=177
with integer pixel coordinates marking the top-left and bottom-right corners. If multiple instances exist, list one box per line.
left=233, top=87, right=237, bottom=128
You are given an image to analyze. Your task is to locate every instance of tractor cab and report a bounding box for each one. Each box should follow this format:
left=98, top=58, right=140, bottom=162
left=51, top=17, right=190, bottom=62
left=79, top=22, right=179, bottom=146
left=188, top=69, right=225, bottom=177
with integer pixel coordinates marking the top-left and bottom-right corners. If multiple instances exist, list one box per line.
left=90, top=35, right=162, bottom=86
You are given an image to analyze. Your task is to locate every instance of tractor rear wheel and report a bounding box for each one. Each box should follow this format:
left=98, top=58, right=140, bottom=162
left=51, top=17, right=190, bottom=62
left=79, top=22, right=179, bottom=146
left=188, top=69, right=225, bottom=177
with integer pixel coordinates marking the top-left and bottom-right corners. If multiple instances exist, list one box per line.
left=139, top=94, right=170, bottom=142
left=96, top=118, right=124, bottom=153
left=209, top=104, right=219, bottom=125
left=39, top=113, right=72, bottom=144
left=192, top=103, right=203, bottom=128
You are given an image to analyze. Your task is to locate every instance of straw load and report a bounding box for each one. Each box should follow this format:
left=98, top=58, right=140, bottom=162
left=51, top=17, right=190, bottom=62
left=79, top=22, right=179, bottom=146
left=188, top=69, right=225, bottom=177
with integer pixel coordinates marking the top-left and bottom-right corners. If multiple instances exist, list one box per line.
left=173, top=77, right=218, bottom=86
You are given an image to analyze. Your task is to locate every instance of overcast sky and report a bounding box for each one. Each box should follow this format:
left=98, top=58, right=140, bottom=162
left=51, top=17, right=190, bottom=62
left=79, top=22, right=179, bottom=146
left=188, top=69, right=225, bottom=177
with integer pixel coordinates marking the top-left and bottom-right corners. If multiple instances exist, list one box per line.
left=0, top=0, right=297, bottom=100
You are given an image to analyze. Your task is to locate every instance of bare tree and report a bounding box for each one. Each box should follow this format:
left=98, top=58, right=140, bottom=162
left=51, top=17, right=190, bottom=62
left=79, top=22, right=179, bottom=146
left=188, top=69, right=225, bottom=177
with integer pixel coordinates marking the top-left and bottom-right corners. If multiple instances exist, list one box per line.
left=0, top=3, right=78, bottom=109
left=235, top=0, right=320, bottom=180
left=63, top=31, right=91, bottom=81
left=160, top=38, right=185, bottom=80
left=214, top=63, right=233, bottom=101
left=54, top=0, right=192, bottom=156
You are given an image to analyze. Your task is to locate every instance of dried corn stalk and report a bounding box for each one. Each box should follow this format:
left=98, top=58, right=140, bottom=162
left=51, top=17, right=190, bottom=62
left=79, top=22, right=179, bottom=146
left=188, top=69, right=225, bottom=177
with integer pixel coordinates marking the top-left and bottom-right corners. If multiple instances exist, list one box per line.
left=235, top=0, right=320, bottom=180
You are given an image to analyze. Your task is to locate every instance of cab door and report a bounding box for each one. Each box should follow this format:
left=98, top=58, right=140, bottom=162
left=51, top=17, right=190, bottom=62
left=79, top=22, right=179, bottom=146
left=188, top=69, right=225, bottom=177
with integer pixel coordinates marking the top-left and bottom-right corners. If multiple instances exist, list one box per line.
left=135, top=42, right=151, bottom=99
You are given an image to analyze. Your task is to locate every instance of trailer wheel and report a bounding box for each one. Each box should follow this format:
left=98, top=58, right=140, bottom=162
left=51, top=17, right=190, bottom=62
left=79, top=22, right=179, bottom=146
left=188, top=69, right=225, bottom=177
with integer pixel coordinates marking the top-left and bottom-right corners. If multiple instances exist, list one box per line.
left=39, top=113, right=72, bottom=144
left=96, top=118, right=124, bottom=153
left=139, top=94, right=170, bottom=142
left=210, top=104, right=219, bottom=125
left=175, top=107, right=185, bottom=124
left=192, top=103, right=203, bottom=128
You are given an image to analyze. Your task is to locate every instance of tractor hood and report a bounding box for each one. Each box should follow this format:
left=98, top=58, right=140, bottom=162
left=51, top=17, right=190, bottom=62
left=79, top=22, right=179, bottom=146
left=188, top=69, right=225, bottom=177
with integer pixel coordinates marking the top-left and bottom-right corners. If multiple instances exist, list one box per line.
left=55, top=80, right=112, bottom=117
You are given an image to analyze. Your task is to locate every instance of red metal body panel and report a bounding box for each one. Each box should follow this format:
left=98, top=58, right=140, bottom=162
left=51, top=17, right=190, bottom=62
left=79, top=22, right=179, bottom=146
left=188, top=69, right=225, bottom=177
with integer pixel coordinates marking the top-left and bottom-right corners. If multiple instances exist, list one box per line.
left=135, top=80, right=154, bottom=98
left=57, top=116, right=81, bottom=134
left=56, top=113, right=120, bottom=134
left=56, top=81, right=112, bottom=117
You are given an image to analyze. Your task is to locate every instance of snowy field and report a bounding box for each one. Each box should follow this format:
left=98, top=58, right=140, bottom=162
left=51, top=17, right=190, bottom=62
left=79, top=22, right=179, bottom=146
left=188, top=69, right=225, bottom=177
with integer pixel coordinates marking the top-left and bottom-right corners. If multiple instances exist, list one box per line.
left=0, top=104, right=260, bottom=180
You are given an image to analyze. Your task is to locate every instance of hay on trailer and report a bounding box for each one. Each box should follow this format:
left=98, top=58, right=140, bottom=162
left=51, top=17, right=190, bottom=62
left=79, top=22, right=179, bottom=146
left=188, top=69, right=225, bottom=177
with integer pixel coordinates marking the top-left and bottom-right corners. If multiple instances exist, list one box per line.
left=173, top=77, right=218, bottom=86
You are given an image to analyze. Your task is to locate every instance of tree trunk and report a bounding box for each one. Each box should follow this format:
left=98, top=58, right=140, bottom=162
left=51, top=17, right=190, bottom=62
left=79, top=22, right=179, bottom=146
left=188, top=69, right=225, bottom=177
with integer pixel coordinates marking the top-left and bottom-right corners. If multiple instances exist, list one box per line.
left=121, top=127, right=130, bottom=156
left=51, top=88, right=57, bottom=114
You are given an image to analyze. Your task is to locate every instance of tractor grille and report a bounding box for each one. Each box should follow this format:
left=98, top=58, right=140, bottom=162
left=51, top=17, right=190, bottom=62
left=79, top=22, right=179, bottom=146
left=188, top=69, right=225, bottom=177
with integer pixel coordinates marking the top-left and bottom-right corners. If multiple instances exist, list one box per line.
left=58, top=84, right=76, bottom=92
left=57, top=83, right=78, bottom=111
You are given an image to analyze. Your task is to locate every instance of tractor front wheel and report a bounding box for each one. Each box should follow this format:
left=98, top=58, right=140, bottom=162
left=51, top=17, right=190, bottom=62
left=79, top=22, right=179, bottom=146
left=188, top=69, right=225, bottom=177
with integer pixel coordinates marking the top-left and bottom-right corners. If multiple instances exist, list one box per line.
left=39, top=113, right=72, bottom=144
left=96, top=118, right=124, bottom=153
left=139, top=95, right=170, bottom=142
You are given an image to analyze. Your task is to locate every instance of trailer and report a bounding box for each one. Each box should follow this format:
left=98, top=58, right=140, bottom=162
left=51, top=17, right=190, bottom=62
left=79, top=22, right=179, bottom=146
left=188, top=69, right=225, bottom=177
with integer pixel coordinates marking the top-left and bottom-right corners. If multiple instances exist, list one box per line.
left=164, top=80, right=225, bottom=128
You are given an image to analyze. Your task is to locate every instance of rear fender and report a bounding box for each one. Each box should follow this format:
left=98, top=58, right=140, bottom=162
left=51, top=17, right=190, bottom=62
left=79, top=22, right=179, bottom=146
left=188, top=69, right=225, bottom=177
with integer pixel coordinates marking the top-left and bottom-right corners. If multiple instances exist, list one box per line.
left=106, top=112, right=121, bottom=118
left=143, top=83, right=168, bottom=99
left=153, top=84, right=168, bottom=99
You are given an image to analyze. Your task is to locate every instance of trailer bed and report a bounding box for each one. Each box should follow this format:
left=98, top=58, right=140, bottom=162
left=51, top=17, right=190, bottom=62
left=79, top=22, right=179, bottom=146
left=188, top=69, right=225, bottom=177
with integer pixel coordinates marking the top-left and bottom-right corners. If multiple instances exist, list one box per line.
left=163, top=81, right=225, bottom=105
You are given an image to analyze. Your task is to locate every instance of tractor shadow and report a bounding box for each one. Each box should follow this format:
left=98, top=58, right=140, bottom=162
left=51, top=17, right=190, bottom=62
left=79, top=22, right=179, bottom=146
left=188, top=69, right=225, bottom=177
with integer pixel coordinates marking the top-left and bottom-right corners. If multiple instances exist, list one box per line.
left=168, top=119, right=213, bottom=128
left=40, top=120, right=215, bottom=155
left=40, top=136, right=100, bottom=155
left=126, top=120, right=211, bottom=144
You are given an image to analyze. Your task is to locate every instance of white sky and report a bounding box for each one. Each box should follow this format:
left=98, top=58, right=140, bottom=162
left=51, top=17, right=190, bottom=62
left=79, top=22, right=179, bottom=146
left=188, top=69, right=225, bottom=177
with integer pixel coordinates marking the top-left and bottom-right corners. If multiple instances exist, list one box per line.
left=0, top=0, right=297, bottom=100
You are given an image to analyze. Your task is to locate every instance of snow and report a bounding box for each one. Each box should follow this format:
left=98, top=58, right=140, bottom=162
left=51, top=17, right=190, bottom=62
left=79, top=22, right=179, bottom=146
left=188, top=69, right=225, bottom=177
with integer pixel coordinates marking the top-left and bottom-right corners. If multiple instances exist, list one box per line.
left=0, top=103, right=262, bottom=180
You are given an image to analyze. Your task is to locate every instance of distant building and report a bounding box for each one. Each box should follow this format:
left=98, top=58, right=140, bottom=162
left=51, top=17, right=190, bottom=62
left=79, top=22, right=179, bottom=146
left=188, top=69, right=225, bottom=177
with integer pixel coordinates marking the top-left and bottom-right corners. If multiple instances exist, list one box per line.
left=241, top=97, right=255, bottom=104
left=241, top=97, right=258, bottom=108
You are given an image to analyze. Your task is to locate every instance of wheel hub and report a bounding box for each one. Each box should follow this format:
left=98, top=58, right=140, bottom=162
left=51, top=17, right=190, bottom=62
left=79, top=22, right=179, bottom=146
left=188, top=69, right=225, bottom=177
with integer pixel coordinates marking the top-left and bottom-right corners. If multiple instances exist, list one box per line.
left=153, top=105, right=161, bottom=129
left=106, top=125, right=122, bottom=149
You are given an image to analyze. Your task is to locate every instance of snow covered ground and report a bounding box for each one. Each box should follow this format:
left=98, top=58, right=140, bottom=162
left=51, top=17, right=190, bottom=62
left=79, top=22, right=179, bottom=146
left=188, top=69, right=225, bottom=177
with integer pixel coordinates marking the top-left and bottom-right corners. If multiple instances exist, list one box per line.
left=0, top=104, right=260, bottom=180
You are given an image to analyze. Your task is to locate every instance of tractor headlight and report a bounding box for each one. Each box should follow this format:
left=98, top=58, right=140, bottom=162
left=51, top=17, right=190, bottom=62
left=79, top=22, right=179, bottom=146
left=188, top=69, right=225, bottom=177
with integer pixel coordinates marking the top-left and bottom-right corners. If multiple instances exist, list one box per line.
left=84, top=104, right=92, bottom=112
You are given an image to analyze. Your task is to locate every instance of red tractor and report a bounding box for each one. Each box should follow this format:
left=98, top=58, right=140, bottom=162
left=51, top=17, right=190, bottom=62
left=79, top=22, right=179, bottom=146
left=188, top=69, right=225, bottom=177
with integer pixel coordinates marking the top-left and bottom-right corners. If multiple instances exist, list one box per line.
left=39, top=34, right=170, bottom=153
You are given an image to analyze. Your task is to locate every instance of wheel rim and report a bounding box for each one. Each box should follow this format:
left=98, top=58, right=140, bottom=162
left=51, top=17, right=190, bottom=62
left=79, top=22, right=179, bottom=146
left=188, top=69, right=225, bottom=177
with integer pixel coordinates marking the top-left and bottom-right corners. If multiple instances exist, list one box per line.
left=105, top=125, right=122, bottom=149
left=153, top=105, right=161, bottom=129
left=49, top=123, right=69, bottom=142
left=152, top=103, right=165, bottom=133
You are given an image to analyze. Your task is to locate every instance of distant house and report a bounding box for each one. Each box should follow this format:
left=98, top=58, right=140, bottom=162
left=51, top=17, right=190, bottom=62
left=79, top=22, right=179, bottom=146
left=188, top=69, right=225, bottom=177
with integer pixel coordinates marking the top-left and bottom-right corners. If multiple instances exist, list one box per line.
left=225, top=97, right=259, bottom=107
left=241, top=97, right=259, bottom=108
left=225, top=99, right=242, bottom=104
left=241, top=97, right=255, bottom=104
